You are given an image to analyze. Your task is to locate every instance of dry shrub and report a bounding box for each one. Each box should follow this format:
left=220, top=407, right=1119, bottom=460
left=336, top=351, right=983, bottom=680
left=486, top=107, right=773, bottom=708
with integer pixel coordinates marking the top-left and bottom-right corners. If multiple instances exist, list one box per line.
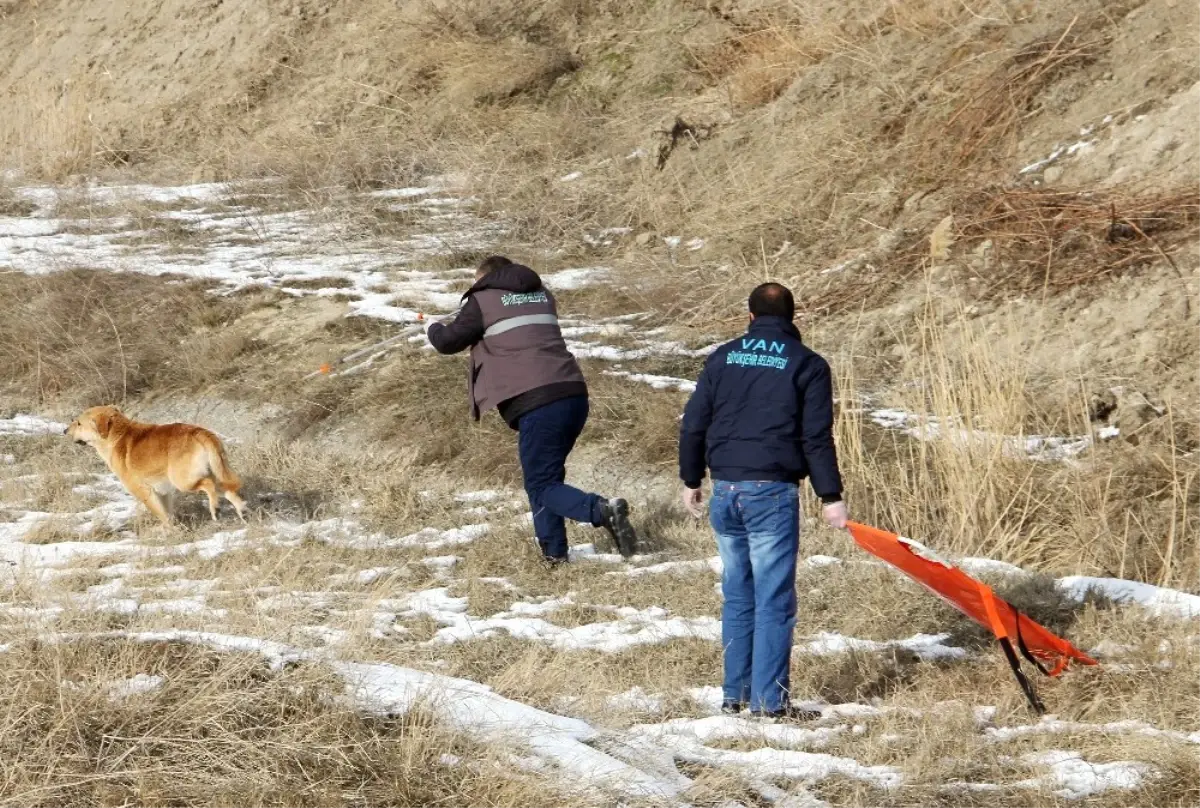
left=0, top=0, right=1165, bottom=285
left=586, top=371, right=689, bottom=467
left=232, top=439, right=453, bottom=534
left=19, top=517, right=81, bottom=546
left=225, top=126, right=436, bottom=195
left=441, top=40, right=577, bottom=106
left=726, top=31, right=808, bottom=109
left=0, top=272, right=252, bottom=409
left=580, top=572, right=720, bottom=618
left=0, top=76, right=106, bottom=181
left=0, top=184, right=36, bottom=217
left=953, top=186, right=1200, bottom=295
left=688, top=25, right=818, bottom=110
left=0, top=636, right=578, bottom=807
left=447, top=577, right=517, bottom=617
left=934, top=21, right=1107, bottom=177
left=405, top=0, right=604, bottom=43
left=834, top=297, right=1199, bottom=588
left=342, top=350, right=520, bottom=482
left=795, top=647, right=923, bottom=705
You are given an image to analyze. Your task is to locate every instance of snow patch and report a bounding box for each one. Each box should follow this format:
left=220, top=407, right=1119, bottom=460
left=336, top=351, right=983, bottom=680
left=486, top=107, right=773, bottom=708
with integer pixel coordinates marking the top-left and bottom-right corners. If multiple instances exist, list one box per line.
left=107, top=673, right=166, bottom=700
left=106, top=629, right=685, bottom=798
left=430, top=604, right=721, bottom=652
left=0, top=415, right=67, bottom=436
left=542, top=267, right=611, bottom=290
left=867, top=407, right=1096, bottom=462
left=800, top=631, right=966, bottom=661
left=1059, top=576, right=1200, bottom=619
left=603, top=370, right=697, bottom=392
left=633, top=715, right=843, bottom=750
left=1019, top=750, right=1147, bottom=799
left=986, top=716, right=1200, bottom=746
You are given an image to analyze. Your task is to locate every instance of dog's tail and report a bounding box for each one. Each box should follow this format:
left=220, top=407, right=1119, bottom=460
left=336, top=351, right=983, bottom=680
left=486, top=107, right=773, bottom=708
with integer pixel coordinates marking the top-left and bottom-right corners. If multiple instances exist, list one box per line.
left=200, top=431, right=241, bottom=493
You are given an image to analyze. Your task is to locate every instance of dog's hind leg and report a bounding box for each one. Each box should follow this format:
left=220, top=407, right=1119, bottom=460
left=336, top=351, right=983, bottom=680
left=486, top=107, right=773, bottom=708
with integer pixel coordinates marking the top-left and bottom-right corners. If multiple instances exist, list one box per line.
left=195, top=434, right=247, bottom=522
left=223, top=488, right=248, bottom=523
left=225, top=487, right=248, bottom=521
left=192, top=477, right=221, bottom=521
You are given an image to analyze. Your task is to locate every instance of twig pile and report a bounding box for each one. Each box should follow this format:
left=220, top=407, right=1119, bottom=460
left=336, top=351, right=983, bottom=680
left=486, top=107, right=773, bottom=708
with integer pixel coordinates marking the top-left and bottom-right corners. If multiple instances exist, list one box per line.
left=956, top=186, right=1200, bottom=294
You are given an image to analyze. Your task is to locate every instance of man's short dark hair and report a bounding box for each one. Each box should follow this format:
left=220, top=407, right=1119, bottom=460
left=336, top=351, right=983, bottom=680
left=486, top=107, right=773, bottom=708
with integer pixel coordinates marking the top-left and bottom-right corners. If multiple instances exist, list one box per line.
left=748, top=282, right=795, bottom=320
left=477, top=255, right=514, bottom=275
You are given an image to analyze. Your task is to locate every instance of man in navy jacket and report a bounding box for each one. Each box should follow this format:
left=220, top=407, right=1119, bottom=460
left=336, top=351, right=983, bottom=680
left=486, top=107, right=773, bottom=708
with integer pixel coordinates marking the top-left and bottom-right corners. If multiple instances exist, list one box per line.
left=679, top=282, right=847, bottom=718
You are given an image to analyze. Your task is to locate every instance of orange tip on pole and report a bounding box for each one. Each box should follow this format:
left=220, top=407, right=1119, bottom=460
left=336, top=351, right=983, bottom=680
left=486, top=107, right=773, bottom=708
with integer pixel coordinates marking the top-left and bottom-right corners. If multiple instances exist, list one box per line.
left=319, top=363, right=332, bottom=374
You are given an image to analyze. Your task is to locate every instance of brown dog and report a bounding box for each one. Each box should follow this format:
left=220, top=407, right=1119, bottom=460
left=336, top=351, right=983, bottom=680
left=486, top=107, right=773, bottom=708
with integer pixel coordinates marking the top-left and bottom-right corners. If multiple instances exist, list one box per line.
left=66, top=406, right=247, bottom=525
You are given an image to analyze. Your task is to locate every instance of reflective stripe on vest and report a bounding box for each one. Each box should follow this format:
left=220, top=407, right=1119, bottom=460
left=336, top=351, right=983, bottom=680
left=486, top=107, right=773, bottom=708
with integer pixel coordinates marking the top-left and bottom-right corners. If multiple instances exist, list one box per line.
left=482, top=313, right=560, bottom=339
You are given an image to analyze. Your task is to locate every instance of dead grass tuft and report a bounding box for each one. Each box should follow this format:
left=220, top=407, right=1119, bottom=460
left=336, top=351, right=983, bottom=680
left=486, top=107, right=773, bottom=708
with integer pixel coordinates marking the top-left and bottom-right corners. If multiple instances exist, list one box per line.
left=801, top=646, right=925, bottom=705
left=953, top=186, right=1200, bottom=296
left=0, top=272, right=252, bottom=409
left=19, top=517, right=86, bottom=546
left=832, top=293, right=1199, bottom=589
left=0, top=635, right=580, bottom=807
left=936, top=22, right=1107, bottom=177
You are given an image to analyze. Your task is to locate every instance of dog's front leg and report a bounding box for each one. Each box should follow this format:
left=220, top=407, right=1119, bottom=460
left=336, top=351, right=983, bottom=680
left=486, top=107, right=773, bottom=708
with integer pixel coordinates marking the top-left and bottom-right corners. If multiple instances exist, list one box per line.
left=129, top=482, right=172, bottom=526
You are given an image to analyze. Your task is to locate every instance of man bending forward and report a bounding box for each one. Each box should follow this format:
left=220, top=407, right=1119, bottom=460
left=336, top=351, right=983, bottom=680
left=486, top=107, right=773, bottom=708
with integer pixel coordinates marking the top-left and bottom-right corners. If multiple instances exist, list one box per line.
left=428, top=255, right=638, bottom=564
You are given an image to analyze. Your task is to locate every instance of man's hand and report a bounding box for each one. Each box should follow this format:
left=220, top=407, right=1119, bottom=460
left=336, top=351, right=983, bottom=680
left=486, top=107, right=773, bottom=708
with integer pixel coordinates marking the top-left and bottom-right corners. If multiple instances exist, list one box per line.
left=682, top=486, right=704, bottom=518
left=822, top=500, right=848, bottom=530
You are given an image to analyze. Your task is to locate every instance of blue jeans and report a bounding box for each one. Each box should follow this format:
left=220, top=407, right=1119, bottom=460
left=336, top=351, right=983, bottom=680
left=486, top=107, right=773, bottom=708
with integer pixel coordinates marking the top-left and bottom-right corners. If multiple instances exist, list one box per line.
left=710, top=480, right=800, bottom=713
left=517, top=396, right=602, bottom=559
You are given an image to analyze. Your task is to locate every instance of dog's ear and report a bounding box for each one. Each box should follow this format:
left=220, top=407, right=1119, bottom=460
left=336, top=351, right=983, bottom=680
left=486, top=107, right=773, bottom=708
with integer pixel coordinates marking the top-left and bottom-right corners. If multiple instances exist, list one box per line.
left=94, top=409, right=112, bottom=438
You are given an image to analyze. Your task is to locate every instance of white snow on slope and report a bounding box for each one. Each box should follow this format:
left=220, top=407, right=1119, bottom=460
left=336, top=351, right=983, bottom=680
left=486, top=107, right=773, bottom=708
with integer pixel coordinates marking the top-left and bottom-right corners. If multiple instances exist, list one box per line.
left=0, top=466, right=1192, bottom=802
left=866, top=408, right=1106, bottom=462
left=986, top=716, right=1200, bottom=746
left=0, top=415, right=67, bottom=436
left=105, top=629, right=686, bottom=799
left=1059, top=576, right=1200, bottom=619
left=542, top=267, right=611, bottom=290
left=950, top=750, right=1149, bottom=800
left=0, top=177, right=1193, bottom=802
left=1, top=181, right=502, bottom=314
left=603, top=370, right=697, bottom=392
left=3, top=181, right=730, bottom=368
left=1018, top=750, right=1147, bottom=799
left=801, top=631, right=967, bottom=660
left=107, top=673, right=166, bottom=700
left=429, top=604, right=722, bottom=652
left=633, top=714, right=843, bottom=749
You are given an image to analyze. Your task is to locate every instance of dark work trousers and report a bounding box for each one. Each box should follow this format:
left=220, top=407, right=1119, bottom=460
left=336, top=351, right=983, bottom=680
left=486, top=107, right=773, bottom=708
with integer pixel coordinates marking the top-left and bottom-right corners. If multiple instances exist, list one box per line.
left=516, top=395, right=602, bottom=559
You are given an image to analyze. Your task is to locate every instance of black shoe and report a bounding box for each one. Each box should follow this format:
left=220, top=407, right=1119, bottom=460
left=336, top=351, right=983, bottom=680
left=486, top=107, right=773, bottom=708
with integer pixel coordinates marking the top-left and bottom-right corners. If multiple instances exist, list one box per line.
left=750, top=704, right=823, bottom=721
left=540, top=555, right=569, bottom=569
left=721, top=701, right=746, bottom=715
left=598, top=498, right=638, bottom=558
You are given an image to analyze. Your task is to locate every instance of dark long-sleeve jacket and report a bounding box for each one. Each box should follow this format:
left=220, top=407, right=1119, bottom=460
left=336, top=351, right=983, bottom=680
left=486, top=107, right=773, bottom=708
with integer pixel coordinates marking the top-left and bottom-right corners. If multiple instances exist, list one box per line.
left=679, top=316, right=842, bottom=500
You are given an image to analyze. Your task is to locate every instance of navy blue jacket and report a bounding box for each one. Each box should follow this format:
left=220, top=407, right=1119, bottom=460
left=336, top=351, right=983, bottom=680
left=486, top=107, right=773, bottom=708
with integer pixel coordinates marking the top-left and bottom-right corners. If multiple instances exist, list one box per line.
left=679, top=316, right=842, bottom=499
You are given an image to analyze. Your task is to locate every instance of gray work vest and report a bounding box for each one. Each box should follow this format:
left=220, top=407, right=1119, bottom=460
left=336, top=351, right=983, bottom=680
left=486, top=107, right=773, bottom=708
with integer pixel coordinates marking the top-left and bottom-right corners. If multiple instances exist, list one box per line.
left=468, top=288, right=586, bottom=420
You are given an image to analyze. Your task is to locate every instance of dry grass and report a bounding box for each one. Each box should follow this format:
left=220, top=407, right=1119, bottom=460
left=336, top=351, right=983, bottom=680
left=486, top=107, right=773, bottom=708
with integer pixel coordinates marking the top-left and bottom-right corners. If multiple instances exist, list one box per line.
left=0, top=635, right=581, bottom=807
left=0, top=1, right=1196, bottom=802
left=952, top=186, right=1200, bottom=295
left=0, top=75, right=113, bottom=180
left=1, top=414, right=1195, bottom=806
left=1, top=0, right=1188, bottom=319
left=932, top=20, right=1107, bottom=176
left=0, top=272, right=261, bottom=410
left=829, top=287, right=1199, bottom=589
